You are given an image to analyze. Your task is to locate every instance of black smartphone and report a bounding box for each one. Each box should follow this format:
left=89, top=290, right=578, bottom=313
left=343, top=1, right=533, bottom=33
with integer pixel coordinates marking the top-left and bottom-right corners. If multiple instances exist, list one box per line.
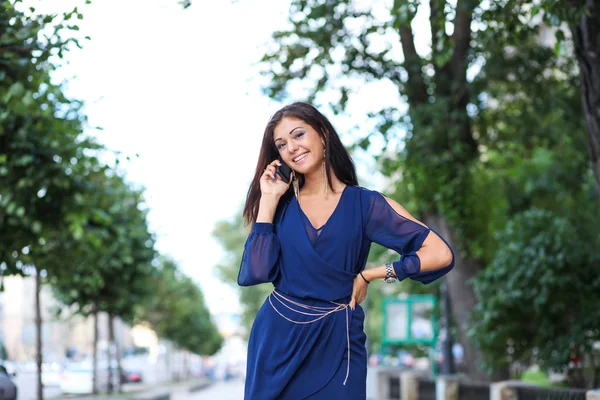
left=275, top=161, right=292, bottom=184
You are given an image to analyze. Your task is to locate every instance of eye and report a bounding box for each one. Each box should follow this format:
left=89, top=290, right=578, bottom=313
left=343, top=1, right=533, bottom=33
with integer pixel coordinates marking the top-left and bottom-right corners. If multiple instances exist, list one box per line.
left=276, top=142, right=286, bottom=150
left=294, top=132, right=305, bottom=139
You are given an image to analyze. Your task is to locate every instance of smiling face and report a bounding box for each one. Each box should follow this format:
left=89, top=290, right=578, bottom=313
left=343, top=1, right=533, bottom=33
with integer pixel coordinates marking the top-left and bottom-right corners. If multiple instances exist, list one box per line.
left=273, top=117, right=325, bottom=175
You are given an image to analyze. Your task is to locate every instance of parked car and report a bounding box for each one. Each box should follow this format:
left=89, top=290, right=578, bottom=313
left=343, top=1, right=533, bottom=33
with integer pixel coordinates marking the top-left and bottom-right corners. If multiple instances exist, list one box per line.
left=121, top=368, right=143, bottom=383
left=60, top=360, right=119, bottom=394
left=0, top=361, right=17, bottom=378
left=0, top=365, right=17, bottom=400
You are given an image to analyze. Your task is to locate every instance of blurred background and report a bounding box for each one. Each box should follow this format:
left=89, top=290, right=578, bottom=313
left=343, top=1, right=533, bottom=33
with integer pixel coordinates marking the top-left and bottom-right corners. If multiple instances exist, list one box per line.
left=1, top=0, right=599, bottom=399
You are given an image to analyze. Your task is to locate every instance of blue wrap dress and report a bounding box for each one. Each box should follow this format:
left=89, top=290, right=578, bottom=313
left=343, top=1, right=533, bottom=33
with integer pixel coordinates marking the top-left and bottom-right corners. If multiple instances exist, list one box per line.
left=238, top=185, right=454, bottom=399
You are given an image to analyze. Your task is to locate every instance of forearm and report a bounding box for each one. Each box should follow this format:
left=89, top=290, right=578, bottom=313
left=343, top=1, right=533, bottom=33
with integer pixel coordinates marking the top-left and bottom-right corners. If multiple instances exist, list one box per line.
left=362, top=265, right=388, bottom=282
left=256, top=194, right=280, bottom=223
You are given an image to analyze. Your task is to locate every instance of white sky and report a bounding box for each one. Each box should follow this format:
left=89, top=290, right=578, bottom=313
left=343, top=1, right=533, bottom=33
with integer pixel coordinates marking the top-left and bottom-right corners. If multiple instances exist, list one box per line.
left=33, top=0, right=428, bottom=315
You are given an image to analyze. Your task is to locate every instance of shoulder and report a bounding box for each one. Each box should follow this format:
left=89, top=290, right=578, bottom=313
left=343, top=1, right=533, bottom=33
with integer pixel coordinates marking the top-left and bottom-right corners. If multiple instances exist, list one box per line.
left=356, top=187, right=426, bottom=226
left=354, top=185, right=385, bottom=203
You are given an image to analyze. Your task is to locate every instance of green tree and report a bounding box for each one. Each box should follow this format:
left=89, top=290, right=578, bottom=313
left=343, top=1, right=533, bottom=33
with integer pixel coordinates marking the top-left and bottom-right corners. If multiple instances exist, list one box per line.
left=464, top=10, right=600, bottom=385
left=1, top=2, right=100, bottom=398
left=51, top=170, right=157, bottom=393
left=137, top=256, right=223, bottom=359
left=507, top=0, right=600, bottom=203
left=471, top=203, right=600, bottom=388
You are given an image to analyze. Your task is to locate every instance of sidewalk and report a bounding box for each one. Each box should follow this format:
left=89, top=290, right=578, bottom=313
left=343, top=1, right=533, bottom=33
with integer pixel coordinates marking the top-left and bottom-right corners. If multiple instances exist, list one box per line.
left=51, top=377, right=212, bottom=400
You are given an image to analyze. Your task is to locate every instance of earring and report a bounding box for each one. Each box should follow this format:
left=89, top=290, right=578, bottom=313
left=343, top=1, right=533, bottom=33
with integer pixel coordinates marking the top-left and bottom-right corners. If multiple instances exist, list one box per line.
left=292, top=171, right=300, bottom=200
left=323, top=147, right=328, bottom=196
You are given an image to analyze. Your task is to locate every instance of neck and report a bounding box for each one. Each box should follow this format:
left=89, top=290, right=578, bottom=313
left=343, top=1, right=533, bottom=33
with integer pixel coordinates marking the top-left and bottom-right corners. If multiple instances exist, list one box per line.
left=301, top=164, right=344, bottom=195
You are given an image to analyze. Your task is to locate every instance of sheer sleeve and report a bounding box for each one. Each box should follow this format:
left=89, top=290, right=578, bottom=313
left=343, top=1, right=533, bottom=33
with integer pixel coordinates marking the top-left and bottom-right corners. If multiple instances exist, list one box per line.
left=362, top=189, right=454, bottom=284
left=238, top=222, right=281, bottom=286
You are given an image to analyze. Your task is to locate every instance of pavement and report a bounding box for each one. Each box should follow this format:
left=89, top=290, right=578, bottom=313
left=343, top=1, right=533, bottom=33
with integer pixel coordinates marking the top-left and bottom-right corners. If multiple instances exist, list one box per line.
left=17, top=366, right=378, bottom=400
left=45, top=377, right=213, bottom=400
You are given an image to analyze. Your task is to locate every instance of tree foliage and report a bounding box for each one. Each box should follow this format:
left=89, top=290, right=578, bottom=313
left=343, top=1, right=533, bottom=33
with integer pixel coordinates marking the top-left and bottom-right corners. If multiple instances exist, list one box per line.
left=1, top=0, right=221, bottom=379
left=257, top=0, right=599, bottom=381
left=212, top=212, right=272, bottom=338
left=137, top=256, right=223, bottom=356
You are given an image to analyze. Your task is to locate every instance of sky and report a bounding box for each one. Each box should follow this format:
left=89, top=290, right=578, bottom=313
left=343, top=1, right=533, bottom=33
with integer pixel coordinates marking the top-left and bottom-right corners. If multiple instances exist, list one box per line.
left=32, top=0, right=431, bottom=315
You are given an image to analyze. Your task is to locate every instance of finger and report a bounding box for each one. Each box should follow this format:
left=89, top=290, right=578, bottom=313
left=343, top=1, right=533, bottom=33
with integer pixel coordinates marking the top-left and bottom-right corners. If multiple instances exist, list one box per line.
left=268, top=160, right=281, bottom=169
left=262, top=169, right=276, bottom=181
left=349, top=297, right=356, bottom=310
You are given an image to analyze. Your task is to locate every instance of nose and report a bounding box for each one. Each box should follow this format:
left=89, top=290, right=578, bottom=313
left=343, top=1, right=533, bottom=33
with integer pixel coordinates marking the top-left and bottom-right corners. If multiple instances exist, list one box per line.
left=288, top=140, right=299, bottom=154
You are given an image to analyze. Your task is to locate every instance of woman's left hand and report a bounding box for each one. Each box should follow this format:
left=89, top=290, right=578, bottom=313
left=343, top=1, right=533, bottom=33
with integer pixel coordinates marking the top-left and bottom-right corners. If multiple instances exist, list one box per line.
left=349, top=273, right=369, bottom=310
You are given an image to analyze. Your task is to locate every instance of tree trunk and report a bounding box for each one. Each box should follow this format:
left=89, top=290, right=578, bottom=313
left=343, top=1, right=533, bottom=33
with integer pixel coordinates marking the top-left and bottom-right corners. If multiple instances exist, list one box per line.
left=107, top=313, right=114, bottom=394
left=423, top=214, right=509, bottom=381
left=35, top=268, right=43, bottom=400
left=183, top=351, right=189, bottom=381
left=570, top=0, right=600, bottom=202
left=165, top=341, right=171, bottom=382
left=113, top=317, right=123, bottom=393
left=92, top=310, right=98, bottom=394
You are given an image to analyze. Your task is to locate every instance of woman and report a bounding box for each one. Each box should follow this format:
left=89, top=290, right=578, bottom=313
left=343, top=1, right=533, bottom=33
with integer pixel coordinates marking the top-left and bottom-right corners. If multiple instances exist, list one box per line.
left=239, top=102, right=454, bottom=399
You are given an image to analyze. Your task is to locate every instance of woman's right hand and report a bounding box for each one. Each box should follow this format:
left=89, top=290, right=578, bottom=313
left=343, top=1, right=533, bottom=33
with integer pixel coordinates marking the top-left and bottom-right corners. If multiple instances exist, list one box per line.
left=260, top=160, right=292, bottom=198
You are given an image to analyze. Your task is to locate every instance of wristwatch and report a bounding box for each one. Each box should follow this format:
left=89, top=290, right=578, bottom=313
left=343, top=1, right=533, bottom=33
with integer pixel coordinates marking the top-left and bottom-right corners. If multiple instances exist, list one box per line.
left=384, top=262, right=397, bottom=283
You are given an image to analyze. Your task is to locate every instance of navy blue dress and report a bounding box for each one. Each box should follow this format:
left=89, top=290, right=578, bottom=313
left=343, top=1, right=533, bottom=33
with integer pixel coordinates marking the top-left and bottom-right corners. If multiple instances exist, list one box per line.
left=238, top=185, right=454, bottom=399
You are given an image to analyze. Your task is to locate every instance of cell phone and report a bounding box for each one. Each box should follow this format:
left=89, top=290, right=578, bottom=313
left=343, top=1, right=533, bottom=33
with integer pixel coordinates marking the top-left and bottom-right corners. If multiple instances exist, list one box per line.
left=275, top=161, right=293, bottom=184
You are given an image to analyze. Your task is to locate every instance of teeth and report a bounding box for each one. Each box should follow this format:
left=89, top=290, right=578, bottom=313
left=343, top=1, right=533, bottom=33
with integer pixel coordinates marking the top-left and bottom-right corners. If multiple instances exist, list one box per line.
left=294, top=153, right=308, bottom=162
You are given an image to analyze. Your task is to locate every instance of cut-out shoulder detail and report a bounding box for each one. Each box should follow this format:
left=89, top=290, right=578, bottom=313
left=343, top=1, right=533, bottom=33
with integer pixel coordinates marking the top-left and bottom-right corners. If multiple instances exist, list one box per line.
left=381, top=195, right=429, bottom=228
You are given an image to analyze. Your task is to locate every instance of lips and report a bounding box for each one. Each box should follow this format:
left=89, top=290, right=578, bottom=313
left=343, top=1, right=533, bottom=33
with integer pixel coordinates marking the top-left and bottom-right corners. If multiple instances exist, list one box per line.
left=293, top=152, right=309, bottom=163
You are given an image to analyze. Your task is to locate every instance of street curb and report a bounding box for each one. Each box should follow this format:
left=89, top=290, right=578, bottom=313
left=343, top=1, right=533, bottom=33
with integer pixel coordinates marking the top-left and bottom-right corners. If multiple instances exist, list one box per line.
left=50, top=378, right=212, bottom=400
left=188, top=380, right=213, bottom=393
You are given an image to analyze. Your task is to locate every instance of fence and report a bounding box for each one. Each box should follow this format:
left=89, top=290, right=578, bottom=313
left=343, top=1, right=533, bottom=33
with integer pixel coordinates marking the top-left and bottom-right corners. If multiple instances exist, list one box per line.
left=375, top=369, right=599, bottom=400
left=515, top=385, right=588, bottom=400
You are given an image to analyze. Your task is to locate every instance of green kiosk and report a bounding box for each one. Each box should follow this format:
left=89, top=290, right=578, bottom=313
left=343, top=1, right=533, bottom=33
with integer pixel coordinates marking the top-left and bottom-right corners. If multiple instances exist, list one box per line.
left=381, top=294, right=439, bottom=375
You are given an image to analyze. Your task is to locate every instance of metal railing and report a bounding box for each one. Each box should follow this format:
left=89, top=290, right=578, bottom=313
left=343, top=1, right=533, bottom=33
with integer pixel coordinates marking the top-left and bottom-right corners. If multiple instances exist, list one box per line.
left=515, top=386, right=587, bottom=400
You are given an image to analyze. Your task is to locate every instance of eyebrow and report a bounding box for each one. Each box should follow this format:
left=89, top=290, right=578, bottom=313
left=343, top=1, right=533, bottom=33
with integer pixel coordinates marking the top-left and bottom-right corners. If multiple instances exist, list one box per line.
left=274, top=126, right=303, bottom=142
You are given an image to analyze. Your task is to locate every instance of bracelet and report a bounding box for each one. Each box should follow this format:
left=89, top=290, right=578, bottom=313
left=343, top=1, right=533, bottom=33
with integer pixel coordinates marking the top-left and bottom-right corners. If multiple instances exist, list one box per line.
left=359, top=271, right=370, bottom=284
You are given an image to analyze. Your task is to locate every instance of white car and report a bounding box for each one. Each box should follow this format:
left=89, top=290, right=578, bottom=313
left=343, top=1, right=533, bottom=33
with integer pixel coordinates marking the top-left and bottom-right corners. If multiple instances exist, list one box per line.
left=59, top=360, right=119, bottom=394
left=0, top=360, right=17, bottom=377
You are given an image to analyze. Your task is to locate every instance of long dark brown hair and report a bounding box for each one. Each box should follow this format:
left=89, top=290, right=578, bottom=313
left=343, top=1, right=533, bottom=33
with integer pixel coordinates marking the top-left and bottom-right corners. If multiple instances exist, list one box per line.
left=243, top=102, right=358, bottom=225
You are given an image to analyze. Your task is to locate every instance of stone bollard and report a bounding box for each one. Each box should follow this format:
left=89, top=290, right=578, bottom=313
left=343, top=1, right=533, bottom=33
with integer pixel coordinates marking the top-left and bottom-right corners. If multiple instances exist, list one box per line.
left=587, top=390, right=600, bottom=400
left=376, top=367, right=402, bottom=400
left=401, top=371, right=419, bottom=400
left=490, top=381, right=518, bottom=400
left=436, top=376, right=458, bottom=400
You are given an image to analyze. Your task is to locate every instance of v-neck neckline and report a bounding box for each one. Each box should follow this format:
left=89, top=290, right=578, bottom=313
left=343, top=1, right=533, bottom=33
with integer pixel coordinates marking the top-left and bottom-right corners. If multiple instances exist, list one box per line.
left=297, top=185, right=349, bottom=232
